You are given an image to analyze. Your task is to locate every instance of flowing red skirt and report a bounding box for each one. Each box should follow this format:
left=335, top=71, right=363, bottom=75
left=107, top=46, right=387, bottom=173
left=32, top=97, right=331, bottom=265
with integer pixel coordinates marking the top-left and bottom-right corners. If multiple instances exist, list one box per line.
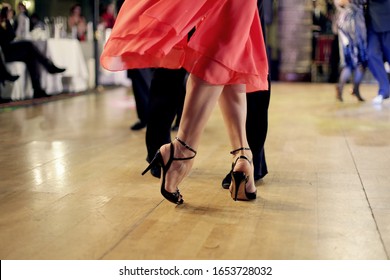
left=100, top=0, right=268, bottom=92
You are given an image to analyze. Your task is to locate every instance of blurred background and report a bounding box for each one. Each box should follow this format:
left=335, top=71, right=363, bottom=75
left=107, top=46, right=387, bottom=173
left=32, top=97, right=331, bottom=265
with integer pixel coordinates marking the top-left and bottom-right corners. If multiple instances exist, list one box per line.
left=1, top=0, right=377, bottom=93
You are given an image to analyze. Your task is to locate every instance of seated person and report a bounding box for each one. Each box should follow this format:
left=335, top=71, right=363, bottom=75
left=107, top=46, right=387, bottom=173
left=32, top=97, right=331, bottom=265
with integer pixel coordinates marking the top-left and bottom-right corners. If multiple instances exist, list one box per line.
left=0, top=46, right=19, bottom=103
left=15, top=1, right=30, bottom=39
left=68, top=4, right=87, bottom=41
left=0, top=6, right=65, bottom=98
left=100, top=2, right=116, bottom=29
left=30, top=13, right=45, bottom=31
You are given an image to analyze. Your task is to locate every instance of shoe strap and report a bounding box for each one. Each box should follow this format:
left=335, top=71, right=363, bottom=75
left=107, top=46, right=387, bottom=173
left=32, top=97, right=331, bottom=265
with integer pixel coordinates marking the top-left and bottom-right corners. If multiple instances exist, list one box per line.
left=233, top=155, right=252, bottom=166
left=174, top=137, right=197, bottom=160
left=230, top=155, right=252, bottom=175
left=231, top=148, right=252, bottom=169
left=165, top=140, right=196, bottom=171
left=230, top=147, right=251, bottom=155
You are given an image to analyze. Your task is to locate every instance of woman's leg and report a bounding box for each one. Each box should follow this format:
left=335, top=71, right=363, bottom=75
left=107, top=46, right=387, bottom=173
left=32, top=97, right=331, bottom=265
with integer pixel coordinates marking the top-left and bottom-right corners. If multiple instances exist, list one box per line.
left=218, top=84, right=255, bottom=193
left=336, top=66, right=352, bottom=101
left=352, top=65, right=365, bottom=101
left=159, top=74, right=223, bottom=193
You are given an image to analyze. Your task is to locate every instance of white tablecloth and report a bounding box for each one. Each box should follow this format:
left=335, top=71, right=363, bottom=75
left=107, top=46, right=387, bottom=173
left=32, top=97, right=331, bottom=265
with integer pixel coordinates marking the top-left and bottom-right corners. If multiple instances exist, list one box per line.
left=42, top=38, right=89, bottom=94
left=3, top=38, right=89, bottom=100
left=3, top=37, right=133, bottom=100
left=1, top=62, right=33, bottom=100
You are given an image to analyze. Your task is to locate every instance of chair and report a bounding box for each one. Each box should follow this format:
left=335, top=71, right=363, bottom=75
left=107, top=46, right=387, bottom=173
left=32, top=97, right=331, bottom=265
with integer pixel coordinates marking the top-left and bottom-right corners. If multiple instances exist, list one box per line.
left=311, top=34, right=335, bottom=82
left=5, top=62, right=33, bottom=100
left=0, top=47, right=33, bottom=100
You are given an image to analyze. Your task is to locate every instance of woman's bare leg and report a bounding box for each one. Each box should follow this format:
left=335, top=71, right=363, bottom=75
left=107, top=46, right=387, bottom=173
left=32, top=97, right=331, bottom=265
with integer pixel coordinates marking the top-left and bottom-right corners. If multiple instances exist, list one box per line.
left=218, top=84, right=255, bottom=193
left=159, top=74, right=223, bottom=193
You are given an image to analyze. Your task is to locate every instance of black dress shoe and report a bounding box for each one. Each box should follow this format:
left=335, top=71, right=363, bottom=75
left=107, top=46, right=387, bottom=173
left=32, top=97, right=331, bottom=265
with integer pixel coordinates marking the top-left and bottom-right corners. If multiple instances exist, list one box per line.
left=34, top=89, right=50, bottom=99
left=3, top=73, right=19, bottom=83
left=0, top=97, right=12, bottom=104
left=47, top=63, right=66, bottom=74
left=130, top=121, right=146, bottom=131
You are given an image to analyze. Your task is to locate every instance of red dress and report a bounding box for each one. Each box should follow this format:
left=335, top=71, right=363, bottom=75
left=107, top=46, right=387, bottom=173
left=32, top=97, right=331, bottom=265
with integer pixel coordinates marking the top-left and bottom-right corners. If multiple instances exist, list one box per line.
left=100, top=0, right=268, bottom=92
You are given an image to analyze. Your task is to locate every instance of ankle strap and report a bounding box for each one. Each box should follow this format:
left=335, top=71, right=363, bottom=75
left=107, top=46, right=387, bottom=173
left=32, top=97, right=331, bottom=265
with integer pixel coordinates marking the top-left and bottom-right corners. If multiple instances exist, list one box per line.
left=232, top=155, right=252, bottom=169
left=175, top=137, right=197, bottom=156
left=230, top=147, right=251, bottom=155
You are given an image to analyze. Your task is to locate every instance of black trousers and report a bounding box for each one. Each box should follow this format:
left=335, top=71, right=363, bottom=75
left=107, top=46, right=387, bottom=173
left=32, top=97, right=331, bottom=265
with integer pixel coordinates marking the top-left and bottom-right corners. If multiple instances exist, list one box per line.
left=145, top=68, right=187, bottom=162
left=3, top=40, right=51, bottom=93
left=145, top=69, right=270, bottom=178
left=246, top=75, right=271, bottom=179
left=0, top=53, right=10, bottom=78
left=127, top=68, right=153, bottom=124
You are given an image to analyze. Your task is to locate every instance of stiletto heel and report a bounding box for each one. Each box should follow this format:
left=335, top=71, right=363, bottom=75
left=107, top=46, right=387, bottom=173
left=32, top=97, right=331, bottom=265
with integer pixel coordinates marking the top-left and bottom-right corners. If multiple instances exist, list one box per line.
left=231, top=171, right=247, bottom=201
left=351, top=87, right=365, bottom=102
left=142, top=137, right=197, bottom=204
left=141, top=150, right=162, bottom=176
left=229, top=148, right=257, bottom=201
left=336, top=85, right=343, bottom=102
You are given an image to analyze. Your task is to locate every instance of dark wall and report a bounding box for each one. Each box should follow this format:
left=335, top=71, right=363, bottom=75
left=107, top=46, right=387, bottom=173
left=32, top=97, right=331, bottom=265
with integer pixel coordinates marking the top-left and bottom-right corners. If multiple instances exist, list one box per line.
left=34, top=0, right=97, bottom=21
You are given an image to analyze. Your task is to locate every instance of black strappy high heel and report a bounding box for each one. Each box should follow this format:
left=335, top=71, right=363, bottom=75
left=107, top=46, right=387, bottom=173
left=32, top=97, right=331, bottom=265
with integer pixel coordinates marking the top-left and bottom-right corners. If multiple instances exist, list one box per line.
left=336, top=85, right=343, bottom=102
left=142, top=137, right=197, bottom=204
left=351, top=86, right=365, bottom=102
left=229, top=147, right=257, bottom=201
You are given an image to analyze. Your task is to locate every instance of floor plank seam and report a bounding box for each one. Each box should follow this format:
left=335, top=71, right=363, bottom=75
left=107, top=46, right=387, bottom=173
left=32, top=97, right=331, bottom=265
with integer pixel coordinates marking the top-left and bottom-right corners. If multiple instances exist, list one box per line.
left=344, top=135, right=390, bottom=259
left=97, top=200, right=164, bottom=260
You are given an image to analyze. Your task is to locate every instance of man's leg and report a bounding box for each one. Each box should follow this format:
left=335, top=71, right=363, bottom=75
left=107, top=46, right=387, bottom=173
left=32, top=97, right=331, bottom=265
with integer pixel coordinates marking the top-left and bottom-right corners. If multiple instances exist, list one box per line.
left=145, top=68, right=187, bottom=177
left=367, top=28, right=390, bottom=102
left=246, top=81, right=271, bottom=180
left=127, top=68, right=153, bottom=130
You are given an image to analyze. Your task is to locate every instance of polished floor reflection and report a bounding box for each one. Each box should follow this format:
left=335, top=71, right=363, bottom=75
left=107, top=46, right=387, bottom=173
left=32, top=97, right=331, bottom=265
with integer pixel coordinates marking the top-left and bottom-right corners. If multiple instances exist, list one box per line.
left=0, top=83, right=389, bottom=260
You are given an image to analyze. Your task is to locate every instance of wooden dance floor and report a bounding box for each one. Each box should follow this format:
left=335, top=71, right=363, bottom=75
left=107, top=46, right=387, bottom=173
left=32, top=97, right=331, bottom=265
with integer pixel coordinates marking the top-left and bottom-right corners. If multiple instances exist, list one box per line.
left=0, top=82, right=389, bottom=260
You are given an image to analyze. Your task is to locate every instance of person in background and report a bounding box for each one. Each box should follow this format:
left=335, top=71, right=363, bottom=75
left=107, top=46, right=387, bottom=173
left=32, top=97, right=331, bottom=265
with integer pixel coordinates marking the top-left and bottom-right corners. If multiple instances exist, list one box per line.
left=29, top=13, right=45, bottom=31
left=312, top=0, right=329, bottom=33
left=0, top=2, right=16, bottom=83
left=1, top=2, right=16, bottom=28
left=15, top=1, right=29, bottom=39
left=312, top=0, right=329, bottom=61
left=68, top=3, right=87, bottom=41
left=100, top=2, right=116, bottom=29
left=335, top=0, right=367, bottom=102
left=326, top=0, right=341, bottom=83
left=366, top=0, right=390, bottom=105
left=0, top=5, right=65, bottom=99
